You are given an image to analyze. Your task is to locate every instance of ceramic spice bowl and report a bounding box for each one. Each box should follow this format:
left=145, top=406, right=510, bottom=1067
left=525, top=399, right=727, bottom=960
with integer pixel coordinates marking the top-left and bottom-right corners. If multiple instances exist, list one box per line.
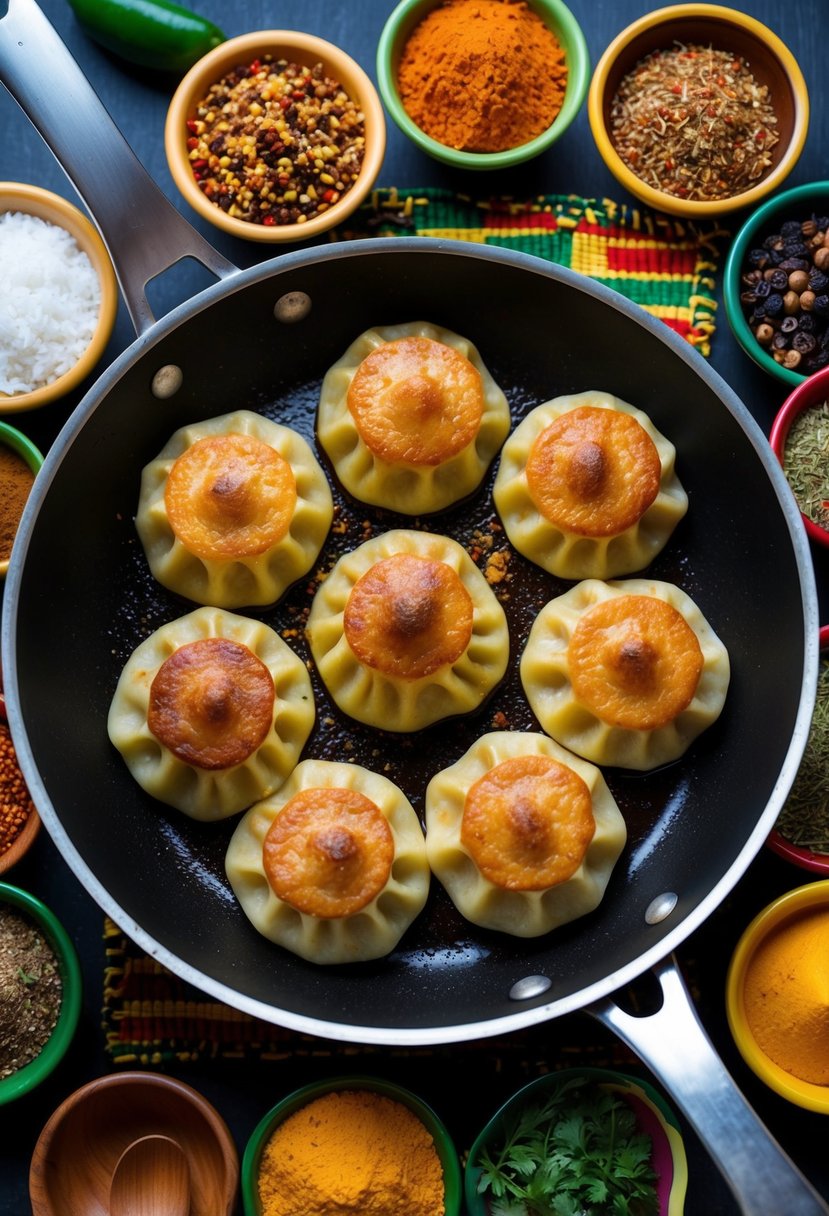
left=165, top=30, right=386, bottom=243
left=0, top=882, right=82, bottom=1106
left=376, top=0, right=590, bottom=170
left=588, top=4, right=809, bottom=219
left=0, top=182, right=118, bottom=412
left=725, top=182, right=829, bottom=388
left=726, top=880, right=829, bottom=1113
left=29, top=1071, right=239, bottom=1216
left=242, top=1075, right=462, bottom=1216
left=0, top=682, right=41, bottom=875
left=464, top=1067, right=687, bottom=1216
left=0, top=419, right=45, bottom=580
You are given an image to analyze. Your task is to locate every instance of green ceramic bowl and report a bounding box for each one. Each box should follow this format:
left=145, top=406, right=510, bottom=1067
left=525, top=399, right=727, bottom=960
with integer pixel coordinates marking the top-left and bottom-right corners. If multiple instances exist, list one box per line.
left=241, top=1075, right=462, bottom=1216
left=376, top=0, right=589, bottom=169
left=723, top=180, right=829, bottom=388
left=465, top=1067, right=688, bottom=1216
left=0, top=882, right=82, bottom=1105
left=0, top=419, right=45, bottom=579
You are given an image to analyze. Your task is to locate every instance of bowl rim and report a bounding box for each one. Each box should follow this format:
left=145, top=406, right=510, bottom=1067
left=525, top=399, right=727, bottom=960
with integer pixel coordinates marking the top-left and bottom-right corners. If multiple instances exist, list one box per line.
left=723, top=180, right=829, bottom=389
left=0, top=181, right=119, bottom=413
left=376, top=0, right=590, bottom=170
left=240, top=1074, right=462, bottom=1216
left=726, top=879, right=829, bottom=1112
left=164, top=30, right=386, bottom=244
left=463, top=1066, right=687, bottom=1216
left=0, top=881, right=82, bottom=1105
left=767, top=363, right=829, bottom=547
left=587, top=3, right=810, bottom=219
left=0, top=420, right=45, bottom=580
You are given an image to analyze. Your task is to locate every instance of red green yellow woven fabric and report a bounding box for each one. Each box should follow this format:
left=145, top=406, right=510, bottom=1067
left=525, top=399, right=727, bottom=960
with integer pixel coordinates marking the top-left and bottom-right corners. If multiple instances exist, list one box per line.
left=339, top=187, right=723, bottom=357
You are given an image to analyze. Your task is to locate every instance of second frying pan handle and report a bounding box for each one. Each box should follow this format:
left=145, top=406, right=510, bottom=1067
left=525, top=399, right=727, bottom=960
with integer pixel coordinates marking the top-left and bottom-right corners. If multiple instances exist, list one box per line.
left=591, top=956, right=829, bottom=1215
left=0, top=0, right=237, bottom=334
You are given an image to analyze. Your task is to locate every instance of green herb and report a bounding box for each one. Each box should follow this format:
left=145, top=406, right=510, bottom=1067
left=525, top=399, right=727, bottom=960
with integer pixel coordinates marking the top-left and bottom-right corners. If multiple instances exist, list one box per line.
left=475, top=1075, right=659, bottom=1216
left=783, top=400, right=829, bottom=531
left=776, top=656, right=829, bottom=852
left=15, top=967, right=37, bottom=986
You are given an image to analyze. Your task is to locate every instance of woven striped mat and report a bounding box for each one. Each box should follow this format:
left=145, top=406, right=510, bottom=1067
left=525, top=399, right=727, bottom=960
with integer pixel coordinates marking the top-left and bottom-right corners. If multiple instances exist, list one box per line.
left=337, top=187, right=724, bottom=356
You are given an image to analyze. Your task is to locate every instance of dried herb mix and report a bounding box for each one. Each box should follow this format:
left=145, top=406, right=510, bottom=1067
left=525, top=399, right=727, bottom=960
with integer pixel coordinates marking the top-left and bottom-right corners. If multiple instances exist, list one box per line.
left=610, top=43, right=779, bottom=202
left=776, top=656, right=829, bottom=853
left=0, top=906, right=62, bottom=1079
left=783, top=400, right=829, bottom=530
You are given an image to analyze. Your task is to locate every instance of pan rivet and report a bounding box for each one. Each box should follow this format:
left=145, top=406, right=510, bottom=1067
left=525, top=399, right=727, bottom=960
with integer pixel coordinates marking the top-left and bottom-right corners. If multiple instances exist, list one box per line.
left=645, top=892, right=678, bottom=924
left=274, top=291, right=312, bottom=323
left=509, top=975, right=552, bottom=1001
left=151, top=365, right=184, bottom=399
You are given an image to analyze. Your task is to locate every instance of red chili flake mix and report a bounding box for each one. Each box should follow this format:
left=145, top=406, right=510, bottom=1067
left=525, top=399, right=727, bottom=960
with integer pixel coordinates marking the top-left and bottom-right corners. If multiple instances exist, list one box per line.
left=609, top=43, right=779, bottom=203
left=0, top=723, right=34, bottom=857
left=187, top=56, right=366, bottom=226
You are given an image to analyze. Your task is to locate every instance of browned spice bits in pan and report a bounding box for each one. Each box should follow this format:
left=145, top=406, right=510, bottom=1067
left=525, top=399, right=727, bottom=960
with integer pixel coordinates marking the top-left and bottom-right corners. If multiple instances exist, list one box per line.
left=186, top=56, right=366, bottom=226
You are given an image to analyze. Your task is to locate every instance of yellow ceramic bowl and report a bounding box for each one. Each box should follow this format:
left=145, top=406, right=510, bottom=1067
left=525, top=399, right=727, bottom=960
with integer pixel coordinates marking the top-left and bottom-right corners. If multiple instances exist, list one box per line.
left=165, top=31, right=386, bottom=243
left=0, top=183, right=118, bottom=412
left=588, top=4, right=809, bottom=219
left=726, top=880, right=829, bottom=1112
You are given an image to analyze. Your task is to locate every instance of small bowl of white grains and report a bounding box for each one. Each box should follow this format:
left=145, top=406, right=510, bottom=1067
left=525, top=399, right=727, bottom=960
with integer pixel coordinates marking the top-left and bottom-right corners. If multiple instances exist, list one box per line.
left=0, top=182, right=118, bottom=413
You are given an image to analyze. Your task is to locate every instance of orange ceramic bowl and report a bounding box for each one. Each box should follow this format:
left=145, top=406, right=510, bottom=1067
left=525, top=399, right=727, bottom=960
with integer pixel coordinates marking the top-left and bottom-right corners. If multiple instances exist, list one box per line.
left=165, top=31, right=385, bottom=243
left=0, top=690, right=41, bottom=876
left=0, top=183, right=118, bottom=412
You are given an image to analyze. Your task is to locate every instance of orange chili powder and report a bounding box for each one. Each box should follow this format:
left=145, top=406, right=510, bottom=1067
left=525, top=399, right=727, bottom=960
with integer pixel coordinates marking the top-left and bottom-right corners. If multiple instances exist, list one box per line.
left=396, top=0, right=568, bottom=153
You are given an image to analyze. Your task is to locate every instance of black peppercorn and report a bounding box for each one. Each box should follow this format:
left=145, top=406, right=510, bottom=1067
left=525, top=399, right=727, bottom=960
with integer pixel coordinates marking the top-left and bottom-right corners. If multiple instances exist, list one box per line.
left=764, top=293, right=784, bottom=317
left=768, top=269, right=789, bottom=291
left=781, top=220, right=802, bottom=238
left=809, top=270, right=829, bottom=293
left=813, top=295, right=829, bottom=317
left=754, top=279, right=772, bottom=299
left=748, top=248, right=770, bottom=269
left=781, top=316, right=799, bottom=334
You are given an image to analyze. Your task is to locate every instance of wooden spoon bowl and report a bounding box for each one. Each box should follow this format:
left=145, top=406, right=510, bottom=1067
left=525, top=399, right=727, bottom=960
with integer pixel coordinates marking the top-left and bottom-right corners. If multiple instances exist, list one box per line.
left=29, top=1072, right=238, bottom=1216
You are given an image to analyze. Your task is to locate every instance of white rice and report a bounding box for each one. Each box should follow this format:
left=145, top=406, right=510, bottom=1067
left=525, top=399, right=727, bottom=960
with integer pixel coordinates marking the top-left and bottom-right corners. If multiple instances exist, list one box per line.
left=0, top=211, right=102, bottom=395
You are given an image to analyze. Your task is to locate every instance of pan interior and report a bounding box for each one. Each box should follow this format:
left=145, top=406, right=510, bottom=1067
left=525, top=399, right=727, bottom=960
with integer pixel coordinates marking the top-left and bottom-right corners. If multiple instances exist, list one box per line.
left=9, top=248, right=808, bottom=1038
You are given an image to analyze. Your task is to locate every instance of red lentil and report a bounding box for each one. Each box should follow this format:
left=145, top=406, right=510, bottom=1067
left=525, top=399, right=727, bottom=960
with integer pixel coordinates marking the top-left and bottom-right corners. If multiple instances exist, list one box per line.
left=187, top=56, right=366, bottom=226
left=0, top=723, right=34, bottom=857
left=609, top=43, right=779, bottom=203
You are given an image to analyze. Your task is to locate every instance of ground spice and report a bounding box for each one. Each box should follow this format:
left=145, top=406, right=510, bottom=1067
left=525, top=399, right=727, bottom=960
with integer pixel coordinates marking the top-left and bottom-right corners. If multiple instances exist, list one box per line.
left=0, top=905, right=62, bottom=1079
left=775, top=656, right=829, bottom=851
left=0, top=445, right=34, bottom=563
left=257, top=1088, right=445, bottom=1216
left=743, top=904, right=829, bottom=1085
left=782, top=400, right=829, bottom=531
left=396, top=0, right=567, bottom=153
left=609, top=43, right=779, bottom=202
left=187, top=56, right=366, bottom=226
left=0, top=723, right=34, bottom=857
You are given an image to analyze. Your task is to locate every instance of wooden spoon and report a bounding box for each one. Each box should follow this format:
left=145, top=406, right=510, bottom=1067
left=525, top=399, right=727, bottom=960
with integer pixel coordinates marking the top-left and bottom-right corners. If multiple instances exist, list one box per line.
left=109, top=1134, right=190, bottom=1216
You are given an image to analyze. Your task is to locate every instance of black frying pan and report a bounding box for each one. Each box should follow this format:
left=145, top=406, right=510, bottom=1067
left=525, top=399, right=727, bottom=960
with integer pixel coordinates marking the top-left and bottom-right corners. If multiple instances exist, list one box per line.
left=1, top=1, right=825, bottom=1210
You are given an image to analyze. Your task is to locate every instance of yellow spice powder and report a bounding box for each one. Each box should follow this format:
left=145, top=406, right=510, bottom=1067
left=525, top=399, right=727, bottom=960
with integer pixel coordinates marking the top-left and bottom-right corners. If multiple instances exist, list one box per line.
left=743, top=905, right=829, bottom=1085
left=257, top=1088, right=445, bottom=1216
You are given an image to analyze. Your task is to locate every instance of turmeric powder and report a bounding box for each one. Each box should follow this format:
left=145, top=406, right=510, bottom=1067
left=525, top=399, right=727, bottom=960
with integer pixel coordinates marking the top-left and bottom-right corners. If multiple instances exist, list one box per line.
left=257, top=1087, right=446, bottom=1216
left=743, top=904, right=829, bottom=1085
left=396, top=0, right=568, bottom=154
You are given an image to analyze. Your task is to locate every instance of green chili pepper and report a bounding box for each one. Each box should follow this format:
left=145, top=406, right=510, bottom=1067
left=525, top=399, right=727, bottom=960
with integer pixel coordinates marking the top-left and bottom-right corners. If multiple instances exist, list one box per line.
left=67, top=0, right=226, bottom=74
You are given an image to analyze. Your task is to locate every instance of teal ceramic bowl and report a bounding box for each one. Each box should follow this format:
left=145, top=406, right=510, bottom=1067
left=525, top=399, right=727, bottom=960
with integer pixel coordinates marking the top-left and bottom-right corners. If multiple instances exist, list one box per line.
left=0, top=419, right=44, bottom=579
left=465, top=1067, right=688, bottom=1216
left=0, top=883, right=82, bottom=1105
left=376, top=0, right=589, bottom=169
left=241, top=1075, right=462, bottom=1216
left=723, top=180, right=829, bottom=388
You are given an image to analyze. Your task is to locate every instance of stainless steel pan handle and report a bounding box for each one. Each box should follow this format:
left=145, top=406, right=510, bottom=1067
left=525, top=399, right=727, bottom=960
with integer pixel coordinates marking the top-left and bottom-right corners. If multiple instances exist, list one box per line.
left=592, top=957, right=829, bottom=1215
left=0, top=0, right=237, bottom=333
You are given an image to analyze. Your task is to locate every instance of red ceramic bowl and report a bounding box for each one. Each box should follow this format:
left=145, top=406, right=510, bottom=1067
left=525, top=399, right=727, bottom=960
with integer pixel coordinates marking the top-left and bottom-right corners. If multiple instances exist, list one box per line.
left=766, top=624, right=829, bottom=874
left=769, top=366, right=829, bottom=550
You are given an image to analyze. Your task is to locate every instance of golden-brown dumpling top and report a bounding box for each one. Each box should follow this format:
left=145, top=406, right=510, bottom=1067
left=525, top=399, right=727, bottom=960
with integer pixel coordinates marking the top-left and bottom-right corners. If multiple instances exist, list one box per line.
left=306, top=529, right=509, bottom=733
left=494, top=390, right=687, bottom=579
left=136, top=410, right=333, bottom=608
left=108, top=607, right=315, bottom=821
left=521, top=578, right=730, bottom=771
left=425, top=731, right=626, bottom=937
left=225, top=759, right=430, bottom=964
left=317, top=321, right=511, bottom=514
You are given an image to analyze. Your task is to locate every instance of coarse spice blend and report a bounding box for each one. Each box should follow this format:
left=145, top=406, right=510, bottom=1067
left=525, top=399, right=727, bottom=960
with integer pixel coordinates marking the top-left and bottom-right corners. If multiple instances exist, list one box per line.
left=186, top=56, right=366, bottom=226
left=609, top=43, right=779, bottom=202
left=0, top=906, right=62, bottom=1079
left=0, top=444, right=35, bottom=564
left=0, top=723, right=35, bottom=858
